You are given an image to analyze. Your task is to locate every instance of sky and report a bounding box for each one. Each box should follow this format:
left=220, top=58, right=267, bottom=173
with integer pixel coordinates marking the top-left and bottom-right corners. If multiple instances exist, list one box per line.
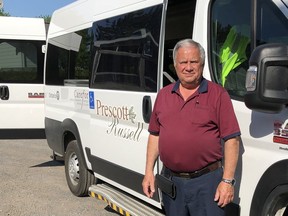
left=2, top=0, right=76, bottom=17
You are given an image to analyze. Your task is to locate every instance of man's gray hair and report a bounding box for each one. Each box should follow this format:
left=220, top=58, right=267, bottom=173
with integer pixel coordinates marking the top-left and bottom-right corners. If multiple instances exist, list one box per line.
left=173, top=39, right=205, bottom=65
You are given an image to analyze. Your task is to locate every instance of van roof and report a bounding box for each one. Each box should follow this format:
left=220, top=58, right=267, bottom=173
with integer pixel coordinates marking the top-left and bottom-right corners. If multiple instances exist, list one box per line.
left=0, top=16, right=46, bottom=40
left=48, top=0, right=162, bottom=37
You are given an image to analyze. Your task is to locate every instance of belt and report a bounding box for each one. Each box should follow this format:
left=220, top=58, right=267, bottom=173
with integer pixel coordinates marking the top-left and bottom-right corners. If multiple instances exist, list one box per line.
left=168, top=161, right=222, bottom=179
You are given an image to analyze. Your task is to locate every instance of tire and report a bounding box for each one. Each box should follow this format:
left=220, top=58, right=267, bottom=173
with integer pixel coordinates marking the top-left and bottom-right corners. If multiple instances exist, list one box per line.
left=261, top=185, right=288, bottom=216
left=64, top=140, right=96, bottom=197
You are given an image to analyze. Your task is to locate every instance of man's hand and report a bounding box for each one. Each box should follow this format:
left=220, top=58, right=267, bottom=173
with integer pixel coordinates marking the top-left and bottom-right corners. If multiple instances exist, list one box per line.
left=214, top=181, right=234, bottom=207
left=142, top=172, right=156, bottom=198
left=143, top=134, right=159, bottom=198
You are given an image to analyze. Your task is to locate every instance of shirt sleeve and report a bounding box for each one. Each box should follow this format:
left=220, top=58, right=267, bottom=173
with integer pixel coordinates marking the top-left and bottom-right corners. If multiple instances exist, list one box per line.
left=148, top=94, right=160, bottom=135
left=218, top=90, right=241, bottom=140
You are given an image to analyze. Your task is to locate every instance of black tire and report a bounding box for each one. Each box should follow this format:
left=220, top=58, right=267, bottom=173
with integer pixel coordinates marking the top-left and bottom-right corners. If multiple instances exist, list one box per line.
left=64, top=140, right=96, bottom=197
left=261, top=185, right=288, bottom=216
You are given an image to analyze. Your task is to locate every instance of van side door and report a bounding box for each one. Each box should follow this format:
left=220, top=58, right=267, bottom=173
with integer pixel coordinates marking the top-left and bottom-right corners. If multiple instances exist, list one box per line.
left=85, top=3, right=164, bottom=203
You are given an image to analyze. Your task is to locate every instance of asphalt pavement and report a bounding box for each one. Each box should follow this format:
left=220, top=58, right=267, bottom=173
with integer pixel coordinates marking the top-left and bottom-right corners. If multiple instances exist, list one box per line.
left=0, top=139, right=119, bottom=216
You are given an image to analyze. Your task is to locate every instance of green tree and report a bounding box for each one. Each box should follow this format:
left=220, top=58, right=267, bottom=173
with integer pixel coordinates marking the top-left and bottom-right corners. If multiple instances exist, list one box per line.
left=39, top=15, right=51, bottom=23
left=0, top=8, right=10, bottom=16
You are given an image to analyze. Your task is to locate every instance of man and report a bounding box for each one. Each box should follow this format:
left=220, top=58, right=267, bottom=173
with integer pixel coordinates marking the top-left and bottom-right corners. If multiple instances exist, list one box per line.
left=142, top=39, right=240, bottom=216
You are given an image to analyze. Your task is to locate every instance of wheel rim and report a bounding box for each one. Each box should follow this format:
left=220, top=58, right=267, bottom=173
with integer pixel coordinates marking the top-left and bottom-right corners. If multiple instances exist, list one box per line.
left=275, top=207, right=286, bottom=216
left=68, top=152, right=80, bottom=186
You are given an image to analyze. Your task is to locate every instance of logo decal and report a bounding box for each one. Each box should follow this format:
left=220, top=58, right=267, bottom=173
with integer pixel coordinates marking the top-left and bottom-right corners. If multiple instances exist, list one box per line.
left=48, top=91, right=60, bottom=100
left=28, top=92, right=44, bottom=98
left=74, top=89, right=89, bottom=109
left=89, top=91, right=95, bottom=109
left=273, top=120, right=288, bottom=145
left=94, top=99, right=144, bottom=142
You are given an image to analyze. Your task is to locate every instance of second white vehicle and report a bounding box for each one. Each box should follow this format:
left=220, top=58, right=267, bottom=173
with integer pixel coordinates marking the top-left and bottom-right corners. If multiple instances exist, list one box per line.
left=0, top=16, right=46, bottom=138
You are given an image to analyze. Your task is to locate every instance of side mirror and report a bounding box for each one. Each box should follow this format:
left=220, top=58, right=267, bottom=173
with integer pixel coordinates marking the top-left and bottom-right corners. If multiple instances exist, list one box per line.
left=244, top=43, right=288, bottom=113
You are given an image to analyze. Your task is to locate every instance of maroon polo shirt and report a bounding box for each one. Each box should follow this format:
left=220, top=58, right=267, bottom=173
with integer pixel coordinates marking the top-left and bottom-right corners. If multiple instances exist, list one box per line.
left=148, top=78, right=241, bottom=172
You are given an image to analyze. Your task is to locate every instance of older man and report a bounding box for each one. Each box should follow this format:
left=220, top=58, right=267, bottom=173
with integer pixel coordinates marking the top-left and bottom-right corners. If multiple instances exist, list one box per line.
left=142, top=39, right=240, bottom=216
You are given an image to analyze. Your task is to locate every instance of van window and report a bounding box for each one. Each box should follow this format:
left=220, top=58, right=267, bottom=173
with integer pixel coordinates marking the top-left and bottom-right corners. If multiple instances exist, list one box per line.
left=256, top=0, right=288, bottom=45
left=0, top=40, right=43, bottom=83
left=163, top=0, right=196, bottom=87
left=210, top=0, right=288, bottom=100
left=210, top=0, right=251, bottom=99
left=90, top=5, right=162, bottom=92
left=45, top=29, right=92, bottom=86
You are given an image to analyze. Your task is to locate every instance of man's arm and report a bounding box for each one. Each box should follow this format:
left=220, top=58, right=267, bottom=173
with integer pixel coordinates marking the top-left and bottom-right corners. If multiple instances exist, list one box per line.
left=214, top=136, right=240, bottom=207
left=142, top=134, right=159, bottom=198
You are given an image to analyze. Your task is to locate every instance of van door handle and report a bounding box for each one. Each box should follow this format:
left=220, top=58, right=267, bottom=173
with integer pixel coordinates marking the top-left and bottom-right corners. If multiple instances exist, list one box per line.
left=0, top=86, right=9, bottom=100
left=142, top=95, right=152, bottom=123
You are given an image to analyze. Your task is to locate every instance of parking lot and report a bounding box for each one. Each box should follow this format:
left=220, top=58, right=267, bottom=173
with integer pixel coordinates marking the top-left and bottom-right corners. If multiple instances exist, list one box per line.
left=0, top=139, right=118, bottom=216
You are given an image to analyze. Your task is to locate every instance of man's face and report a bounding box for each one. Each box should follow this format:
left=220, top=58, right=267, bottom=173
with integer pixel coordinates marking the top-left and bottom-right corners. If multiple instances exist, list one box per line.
left=174, top=45, right=203, bottom=88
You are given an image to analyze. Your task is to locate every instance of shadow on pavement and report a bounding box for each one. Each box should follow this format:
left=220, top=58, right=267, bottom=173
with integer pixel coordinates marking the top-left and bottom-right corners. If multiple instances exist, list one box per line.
left=30, top=160, right=64, bottom=168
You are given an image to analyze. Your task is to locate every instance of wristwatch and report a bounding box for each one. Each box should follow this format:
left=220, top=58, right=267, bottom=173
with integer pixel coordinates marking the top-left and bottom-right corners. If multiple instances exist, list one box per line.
left=221, top=178, right=236, bottom=186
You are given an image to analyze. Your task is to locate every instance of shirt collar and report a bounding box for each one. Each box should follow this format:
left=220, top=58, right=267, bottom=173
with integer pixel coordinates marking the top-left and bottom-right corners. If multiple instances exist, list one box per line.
left=172, top=77, right=208, bottom=93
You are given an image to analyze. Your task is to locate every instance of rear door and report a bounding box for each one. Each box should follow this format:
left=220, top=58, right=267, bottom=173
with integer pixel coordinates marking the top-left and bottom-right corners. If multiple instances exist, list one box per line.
left=0, top=40, right=45, bottom=135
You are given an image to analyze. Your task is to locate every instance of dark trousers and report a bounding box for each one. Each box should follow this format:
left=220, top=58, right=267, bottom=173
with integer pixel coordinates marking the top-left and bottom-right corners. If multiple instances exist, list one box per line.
left=162, top=167, right=225, bottom=216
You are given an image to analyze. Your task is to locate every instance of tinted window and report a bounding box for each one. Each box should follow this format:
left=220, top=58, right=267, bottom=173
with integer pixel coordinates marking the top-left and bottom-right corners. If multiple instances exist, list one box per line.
left=210, top=0, right=251, bottom=98
left=163, top=0, right=196, bottom=87
left=91, top=5, right=162, bottom=92
left=256, top=0, right=288, bottom=45
left=0, top=40, right=44, bottom=83
left=45, top=29, right=92, bottom=86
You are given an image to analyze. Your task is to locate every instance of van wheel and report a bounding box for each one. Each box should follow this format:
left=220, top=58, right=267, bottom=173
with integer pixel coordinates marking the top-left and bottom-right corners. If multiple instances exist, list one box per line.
left=261, top=185, right=288, bottom=216
left=64, top=140, right=96, bottom=197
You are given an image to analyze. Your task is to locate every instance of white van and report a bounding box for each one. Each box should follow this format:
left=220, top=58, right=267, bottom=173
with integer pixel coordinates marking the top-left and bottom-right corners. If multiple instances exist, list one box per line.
left=44, top=0, right=288, bottom=215
left=0, top=16, right=46, bottom=138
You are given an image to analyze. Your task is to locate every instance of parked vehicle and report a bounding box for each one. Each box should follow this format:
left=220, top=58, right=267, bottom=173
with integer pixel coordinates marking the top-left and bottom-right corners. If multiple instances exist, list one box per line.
left=44, top=0, right=288, bottom=215
left=0, top=16, right=46, bottom=138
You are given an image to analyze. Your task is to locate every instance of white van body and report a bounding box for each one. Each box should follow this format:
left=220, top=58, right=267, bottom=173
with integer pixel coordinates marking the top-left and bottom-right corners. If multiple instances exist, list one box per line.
left=45, top=0, right=288, bottom=215
left=0, top=17, right=46, bottom=138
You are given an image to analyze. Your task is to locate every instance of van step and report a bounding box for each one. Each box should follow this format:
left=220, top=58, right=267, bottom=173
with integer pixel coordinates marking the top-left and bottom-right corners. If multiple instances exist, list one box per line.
left=89, top=184, right=164, bottom=216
